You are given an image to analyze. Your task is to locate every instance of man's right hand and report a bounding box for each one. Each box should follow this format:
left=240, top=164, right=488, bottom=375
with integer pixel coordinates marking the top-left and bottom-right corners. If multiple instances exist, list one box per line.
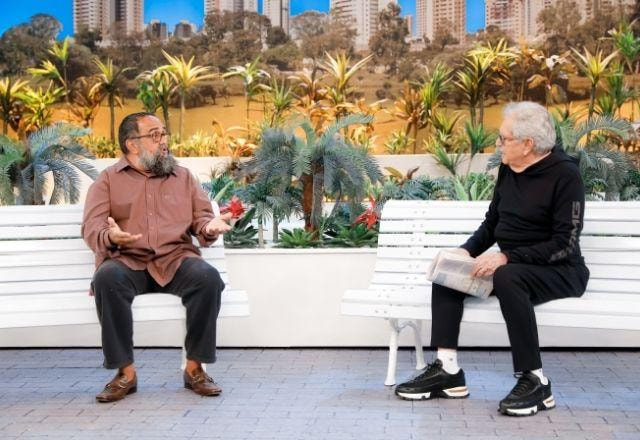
left=107, top=217, right=142, bottom=247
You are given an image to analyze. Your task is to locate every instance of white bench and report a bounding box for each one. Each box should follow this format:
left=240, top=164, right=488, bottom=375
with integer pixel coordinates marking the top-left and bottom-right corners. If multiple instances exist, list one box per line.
left=0, top=203, right=250, bottom=368
left=341, top=200, right=640, bottom=385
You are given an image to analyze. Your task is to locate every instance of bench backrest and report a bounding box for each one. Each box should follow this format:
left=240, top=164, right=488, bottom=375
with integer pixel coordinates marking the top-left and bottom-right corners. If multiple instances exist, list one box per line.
left=0, top=203, right=229, bottom=300
left=374, top=200, right=640, bottom=301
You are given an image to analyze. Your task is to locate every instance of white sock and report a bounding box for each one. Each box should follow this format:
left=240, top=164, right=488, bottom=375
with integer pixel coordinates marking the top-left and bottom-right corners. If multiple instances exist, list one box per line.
left=530, top=368, right=549, bottom=385
left=437, top=349, right=460, bottom=374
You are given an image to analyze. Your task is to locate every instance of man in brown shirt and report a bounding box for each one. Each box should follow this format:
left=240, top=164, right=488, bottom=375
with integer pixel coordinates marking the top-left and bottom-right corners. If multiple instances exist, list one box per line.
left=82, top=112, right=233, bottom=402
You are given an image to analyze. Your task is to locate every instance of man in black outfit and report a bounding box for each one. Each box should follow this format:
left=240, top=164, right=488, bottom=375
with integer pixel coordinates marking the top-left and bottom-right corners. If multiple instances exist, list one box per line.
left=395, top=102, right=590, bottom=416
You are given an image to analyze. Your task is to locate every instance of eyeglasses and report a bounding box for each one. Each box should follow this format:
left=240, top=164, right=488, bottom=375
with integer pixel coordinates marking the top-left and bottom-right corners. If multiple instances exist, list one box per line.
left=497, top=134, right=519, bottom=145
left=129, top=130, right=167, bottom=143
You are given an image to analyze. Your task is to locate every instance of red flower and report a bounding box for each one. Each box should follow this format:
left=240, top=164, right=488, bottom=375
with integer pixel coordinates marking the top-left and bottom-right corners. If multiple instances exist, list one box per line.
left=220, top=196, right=245, bottom=219
left=354, top=196, right=379, bottom=229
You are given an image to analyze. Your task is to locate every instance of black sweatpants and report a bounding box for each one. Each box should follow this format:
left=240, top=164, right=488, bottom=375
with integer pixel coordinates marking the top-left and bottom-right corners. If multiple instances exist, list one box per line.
left=431, top=262, right=589, bottom=372
left=92, top=257, right=225, bottom=369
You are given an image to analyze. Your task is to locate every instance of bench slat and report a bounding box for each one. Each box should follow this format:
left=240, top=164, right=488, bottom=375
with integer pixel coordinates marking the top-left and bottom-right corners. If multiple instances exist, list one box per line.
left=379, top=219, right=640, bottom=236
left=375, top=247, right=640, bottom=265
left=0, top=247, right=226, bottom=267
left=377, top=233, right=640, bottom=250
left=0, top=290, right=250, bottom=329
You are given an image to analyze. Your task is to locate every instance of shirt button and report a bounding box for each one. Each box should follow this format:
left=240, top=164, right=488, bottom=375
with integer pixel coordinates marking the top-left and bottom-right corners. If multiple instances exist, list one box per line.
left=149, top=212, right=153, bottom=216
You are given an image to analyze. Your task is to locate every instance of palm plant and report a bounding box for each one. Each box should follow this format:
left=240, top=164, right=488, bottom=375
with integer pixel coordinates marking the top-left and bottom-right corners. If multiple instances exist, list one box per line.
left=595, top=62, right=636, bottom=117
left=41, top=37, right=72, bottom=102
left=27, top=60, right=66, bottom=98
left=459, top=40, right=515, bottom=126
left=161, top=51, right=216, bottom=141
left=321, top=52, right=373, bottom=120
left=262, top=77, right=295, bottom=127
left=137, top=68, right=175, bottom=134
left=571, top=47, right=619, bottom=121
left=557, top=114, right=635, bottom=199
left=452, top=173, right=495, bottom=201
left=464, top=121, right=497, bottom=176
left=0, top=77, right=27, bottom=135
left=384, top=130, right=414, bottom=154
left=512, top=42, right=544, bottom=101
left=17, top=85, right=65, bottom=134
left=244, top=114, right=382, bottom=231
left=235, top=180, right=276, bottom=247
left=528, top=52, right=573, bottom=107
left=0, top=123, right=98, bottom=205
left=223, top=57, right=270, bottom=131
left=469, top=39, right=517, bottom=106
left=289, top=70, right=328, bottom=130
left=608, top=21, right=640, bottom=119
left=48, top=38, right=71, bottom=91
left=91, top=58, right=133, bottom=141
left=455, top=54, right=492, bottom=126
left=69, top=76, right=104, bottom=128
left=389, top=82, right=422, bottom=150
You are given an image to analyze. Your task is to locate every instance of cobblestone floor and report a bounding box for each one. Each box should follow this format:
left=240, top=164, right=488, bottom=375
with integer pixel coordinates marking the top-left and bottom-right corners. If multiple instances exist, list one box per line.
left=0, top=348, right=638, bottom=439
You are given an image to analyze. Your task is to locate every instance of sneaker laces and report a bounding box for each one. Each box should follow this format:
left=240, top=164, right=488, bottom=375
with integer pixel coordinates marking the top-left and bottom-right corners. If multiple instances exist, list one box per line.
left=509, top=372, right=534, bottom=397
left=413, top=360, right=443, bottom=381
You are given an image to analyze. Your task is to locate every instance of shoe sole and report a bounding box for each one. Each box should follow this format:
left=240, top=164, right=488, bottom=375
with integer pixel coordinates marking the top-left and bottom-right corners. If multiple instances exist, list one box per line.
left=184, top=382, right=221, bottom=396
left=500, top=395, right=556, bottom=417
left=96, top=385, right=137, bottom=403
left=395, top=386, right=470, bottom=400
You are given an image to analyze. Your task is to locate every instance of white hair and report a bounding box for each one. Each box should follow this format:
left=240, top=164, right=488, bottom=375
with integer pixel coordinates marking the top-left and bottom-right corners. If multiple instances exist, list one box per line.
left=503, top=101, right=556, bottom=154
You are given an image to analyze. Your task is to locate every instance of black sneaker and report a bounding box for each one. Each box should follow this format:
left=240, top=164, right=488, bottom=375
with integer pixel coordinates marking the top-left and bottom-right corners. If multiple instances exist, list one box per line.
left=499, top=372, right=556, bottom=417
left=394, top=359, right=469, bottom=400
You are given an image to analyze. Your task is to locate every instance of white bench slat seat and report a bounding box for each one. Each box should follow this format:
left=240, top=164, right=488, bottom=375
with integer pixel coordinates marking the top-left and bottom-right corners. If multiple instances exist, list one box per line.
left=341, top=200, right=640, bottom=385
left=0, top=203, right=250, bottom=368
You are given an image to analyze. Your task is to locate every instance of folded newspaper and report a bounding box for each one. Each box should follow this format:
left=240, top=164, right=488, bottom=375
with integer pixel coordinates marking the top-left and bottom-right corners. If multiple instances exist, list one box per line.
left=426, top=250, right=493, bottom=299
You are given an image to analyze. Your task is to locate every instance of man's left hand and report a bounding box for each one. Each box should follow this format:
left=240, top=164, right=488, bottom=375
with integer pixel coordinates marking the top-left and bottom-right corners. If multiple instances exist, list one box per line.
left=471, top=252, right=508, bottom=278
left=204, top=212, right=233, bottom=237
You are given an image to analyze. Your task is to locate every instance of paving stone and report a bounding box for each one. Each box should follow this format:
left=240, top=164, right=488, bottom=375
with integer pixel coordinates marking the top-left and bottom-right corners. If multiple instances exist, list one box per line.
left=0, top=348, right=638, bottom=439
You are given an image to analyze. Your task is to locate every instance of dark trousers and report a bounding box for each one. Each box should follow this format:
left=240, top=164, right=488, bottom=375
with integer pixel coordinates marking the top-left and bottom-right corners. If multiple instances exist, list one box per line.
left=92, top=257, right=225, bottom=369
left=431, top=262, right=589, bottom=372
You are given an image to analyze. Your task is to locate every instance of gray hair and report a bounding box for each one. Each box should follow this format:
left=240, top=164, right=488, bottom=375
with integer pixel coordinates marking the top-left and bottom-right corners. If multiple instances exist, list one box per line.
left=503, top=101, right=556, bottom=154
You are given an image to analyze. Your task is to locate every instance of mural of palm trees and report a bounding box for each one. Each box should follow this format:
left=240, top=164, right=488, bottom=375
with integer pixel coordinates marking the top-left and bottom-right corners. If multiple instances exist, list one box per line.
left=137, top=68, right=175, bottom=135
left=27, top=38, right=72, bottom=103
left=0, top=77, right=27, bottom=135
left=91, top=58, right=132, bottom=141
left=160, top=50, right=216, bottom=141
left=69, top=76, right=104, bottom=128
left=460, top=39, right=515, bottom=126
left=49, top=37, right=71, bottom=102
left=17, top=85, right=65, bottom=134
left=528, top=52, right=573, bottom=108
left=262, top=77, right=295, bottom=127
left=222, top=57, right=270, bottom=132
left=321, top=52, right=373, bottom=120
left=572, top=47, right=618, bottom=121
left=608, top=22, right=640, bottom=120
left=390, top=82, right=422, bottom=152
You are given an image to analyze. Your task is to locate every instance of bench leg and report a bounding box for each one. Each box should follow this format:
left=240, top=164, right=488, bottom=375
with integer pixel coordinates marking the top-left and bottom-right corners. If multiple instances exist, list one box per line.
left=410, top=320, right=426, bottom=371
left=385, top=319, right=401, bottom=386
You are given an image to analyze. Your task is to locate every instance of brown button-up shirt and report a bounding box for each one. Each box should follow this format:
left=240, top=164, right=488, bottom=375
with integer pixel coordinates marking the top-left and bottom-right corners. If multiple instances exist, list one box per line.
left=82, top=157, right=218, bottom=287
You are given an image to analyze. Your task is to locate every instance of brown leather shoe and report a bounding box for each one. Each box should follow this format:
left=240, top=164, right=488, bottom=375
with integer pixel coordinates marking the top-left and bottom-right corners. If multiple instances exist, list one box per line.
left=183, top=367, right=222, bottom=396
left=96, top=372, right=137, bottom=403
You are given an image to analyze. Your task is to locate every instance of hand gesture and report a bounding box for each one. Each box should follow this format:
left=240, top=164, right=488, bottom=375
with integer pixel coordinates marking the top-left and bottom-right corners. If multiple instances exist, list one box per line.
left=204, top=212, right=233, bottom=237
left=107, top=217, right=142, bottom=247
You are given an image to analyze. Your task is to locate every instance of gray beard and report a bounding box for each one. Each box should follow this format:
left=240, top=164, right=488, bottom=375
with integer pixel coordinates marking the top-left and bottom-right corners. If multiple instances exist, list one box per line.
left=139, top=148, right=177, bottom=176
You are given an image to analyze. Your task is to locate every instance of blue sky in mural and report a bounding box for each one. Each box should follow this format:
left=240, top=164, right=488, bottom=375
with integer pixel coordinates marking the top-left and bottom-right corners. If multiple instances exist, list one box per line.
left=0, top=0, right=485, bottom=38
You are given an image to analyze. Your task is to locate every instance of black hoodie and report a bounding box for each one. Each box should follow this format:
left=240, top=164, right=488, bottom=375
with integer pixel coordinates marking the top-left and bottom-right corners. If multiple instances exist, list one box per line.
left=461, top=147, right=587, bottom=266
